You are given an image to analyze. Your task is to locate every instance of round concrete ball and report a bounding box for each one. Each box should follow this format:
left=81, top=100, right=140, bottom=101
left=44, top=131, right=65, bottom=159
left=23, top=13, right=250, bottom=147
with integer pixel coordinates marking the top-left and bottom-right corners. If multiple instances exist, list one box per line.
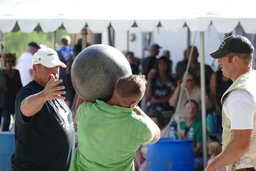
left=71, top=44, right=132, bottom=102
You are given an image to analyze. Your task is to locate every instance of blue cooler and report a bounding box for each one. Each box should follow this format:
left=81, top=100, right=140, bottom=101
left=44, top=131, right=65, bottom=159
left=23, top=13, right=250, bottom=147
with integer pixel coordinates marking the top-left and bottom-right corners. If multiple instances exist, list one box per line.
left=0, top=132, right=15, bottom=171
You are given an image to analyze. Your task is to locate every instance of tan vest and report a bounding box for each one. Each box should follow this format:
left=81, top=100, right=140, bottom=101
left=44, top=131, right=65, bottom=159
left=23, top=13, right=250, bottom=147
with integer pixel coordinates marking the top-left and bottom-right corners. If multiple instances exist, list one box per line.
left=221, top=70, right=256, bottom=171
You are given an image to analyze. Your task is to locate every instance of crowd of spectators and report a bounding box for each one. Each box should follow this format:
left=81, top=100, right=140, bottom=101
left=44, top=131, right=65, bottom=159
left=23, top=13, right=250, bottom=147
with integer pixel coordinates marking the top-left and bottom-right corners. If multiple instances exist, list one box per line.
left=1, top=40, right=232, bottom=171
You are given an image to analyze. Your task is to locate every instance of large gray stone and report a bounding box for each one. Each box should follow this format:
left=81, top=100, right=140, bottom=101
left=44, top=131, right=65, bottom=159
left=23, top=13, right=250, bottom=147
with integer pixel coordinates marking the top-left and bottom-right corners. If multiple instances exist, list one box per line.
left=71, top=44, right=132, bottom=102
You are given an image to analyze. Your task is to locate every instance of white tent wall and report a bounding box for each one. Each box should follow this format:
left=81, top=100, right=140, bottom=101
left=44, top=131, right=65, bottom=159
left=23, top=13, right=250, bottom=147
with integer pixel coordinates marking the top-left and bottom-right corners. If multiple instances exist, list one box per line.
left=106, top=24, right=224, bottom=72
left=233, top=24, right=256, bottom=68
left=101, top=24, right=256, bottom=71
left=149, top=25, right=223, bottom=72
left=111, top=28, right=148, bottom=60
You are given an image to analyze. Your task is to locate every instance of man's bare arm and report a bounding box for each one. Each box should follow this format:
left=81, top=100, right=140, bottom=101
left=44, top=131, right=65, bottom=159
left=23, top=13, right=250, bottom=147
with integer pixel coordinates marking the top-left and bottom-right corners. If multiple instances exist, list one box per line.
left=133, top=107, right=160, bottom=144
left=21, top=75, right=66, bottom=117
left=205, top=129, right=252, bottom=171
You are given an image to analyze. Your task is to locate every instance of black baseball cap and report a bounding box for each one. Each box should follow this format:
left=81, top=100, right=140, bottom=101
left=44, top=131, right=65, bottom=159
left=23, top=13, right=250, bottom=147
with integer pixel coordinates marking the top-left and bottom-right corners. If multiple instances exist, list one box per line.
left=28, top=42, right=40, bottom=49
left=210, top=35, right=254, bottom=59
left=147, top=43, right=161, bottom=51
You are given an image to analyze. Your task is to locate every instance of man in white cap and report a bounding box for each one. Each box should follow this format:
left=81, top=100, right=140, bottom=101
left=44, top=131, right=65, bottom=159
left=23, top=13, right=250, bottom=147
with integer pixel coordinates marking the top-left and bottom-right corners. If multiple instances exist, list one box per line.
left=12, top=48, right=75, bottom=171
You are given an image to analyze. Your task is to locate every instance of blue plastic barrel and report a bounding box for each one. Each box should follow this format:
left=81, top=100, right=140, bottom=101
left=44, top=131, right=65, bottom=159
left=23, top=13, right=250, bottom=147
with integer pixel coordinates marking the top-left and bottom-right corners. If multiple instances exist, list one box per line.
left=0, top=132, right=15, bottom=171
left=147, top=138, right=194, bottom=171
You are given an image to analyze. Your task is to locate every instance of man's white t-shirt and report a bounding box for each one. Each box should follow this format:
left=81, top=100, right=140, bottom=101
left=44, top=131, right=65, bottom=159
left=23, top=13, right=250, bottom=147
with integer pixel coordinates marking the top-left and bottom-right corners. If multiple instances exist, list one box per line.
left=16, top=52, right=33, bottom=86
left=223, top=89, right=256, bottom=169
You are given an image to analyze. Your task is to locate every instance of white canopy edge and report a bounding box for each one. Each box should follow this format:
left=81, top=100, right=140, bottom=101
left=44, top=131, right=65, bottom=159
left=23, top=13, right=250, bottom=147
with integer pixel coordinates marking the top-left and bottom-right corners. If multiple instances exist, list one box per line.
left=1, top=18, right=256, bottom=34
left=1, top=0, right=256, bottom=34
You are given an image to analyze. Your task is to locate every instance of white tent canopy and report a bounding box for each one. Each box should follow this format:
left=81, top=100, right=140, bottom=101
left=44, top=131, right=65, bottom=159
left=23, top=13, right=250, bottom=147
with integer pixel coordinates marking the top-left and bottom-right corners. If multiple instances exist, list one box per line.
left=1, top=0, right=256, bottom=34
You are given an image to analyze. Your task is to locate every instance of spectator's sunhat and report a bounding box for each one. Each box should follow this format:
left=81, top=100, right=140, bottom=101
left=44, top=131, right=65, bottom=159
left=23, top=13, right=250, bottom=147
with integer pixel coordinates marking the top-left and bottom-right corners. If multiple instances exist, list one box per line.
left=210, top=35, right=254, bottom=59
left=33, top=48, right=66, bottom=68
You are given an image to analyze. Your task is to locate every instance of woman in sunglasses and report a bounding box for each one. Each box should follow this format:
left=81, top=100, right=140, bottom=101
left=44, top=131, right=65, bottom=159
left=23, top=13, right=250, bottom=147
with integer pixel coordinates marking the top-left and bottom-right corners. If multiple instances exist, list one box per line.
left=2, top=53, right=22, bottom=131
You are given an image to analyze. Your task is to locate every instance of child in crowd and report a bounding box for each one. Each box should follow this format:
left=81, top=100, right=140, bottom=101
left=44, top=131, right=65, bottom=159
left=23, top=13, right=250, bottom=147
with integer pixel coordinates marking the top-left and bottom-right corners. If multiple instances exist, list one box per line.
left=207, top=141, right=226, bottom=171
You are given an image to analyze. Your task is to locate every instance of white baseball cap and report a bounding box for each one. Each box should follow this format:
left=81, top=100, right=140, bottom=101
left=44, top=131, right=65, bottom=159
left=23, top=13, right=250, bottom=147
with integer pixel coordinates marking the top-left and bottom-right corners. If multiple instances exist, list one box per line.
left=33, top=48, right=66, bottom=68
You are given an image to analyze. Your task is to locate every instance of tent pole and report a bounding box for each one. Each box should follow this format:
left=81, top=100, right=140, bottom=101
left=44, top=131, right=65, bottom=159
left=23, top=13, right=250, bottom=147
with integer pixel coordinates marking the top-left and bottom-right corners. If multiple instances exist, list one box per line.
left=200, top=31, right=207, bottom=168
left=127, top=31, right=129, bottom=51
left=52, top=31, right=56, bottom=50
left=82, top=27, right=87, bottom=49
left=0, top=31, right=4, bottom=68
left=187, top=27, right=191, bottom=47
left=108, top=26, right=113, bottom=46
left=0, top=31, right=4, bottom=55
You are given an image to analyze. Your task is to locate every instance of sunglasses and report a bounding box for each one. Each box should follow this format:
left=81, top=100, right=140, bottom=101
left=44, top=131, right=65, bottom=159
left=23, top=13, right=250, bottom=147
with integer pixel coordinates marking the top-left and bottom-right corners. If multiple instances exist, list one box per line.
left=186, top=79, right=194, bottom=82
